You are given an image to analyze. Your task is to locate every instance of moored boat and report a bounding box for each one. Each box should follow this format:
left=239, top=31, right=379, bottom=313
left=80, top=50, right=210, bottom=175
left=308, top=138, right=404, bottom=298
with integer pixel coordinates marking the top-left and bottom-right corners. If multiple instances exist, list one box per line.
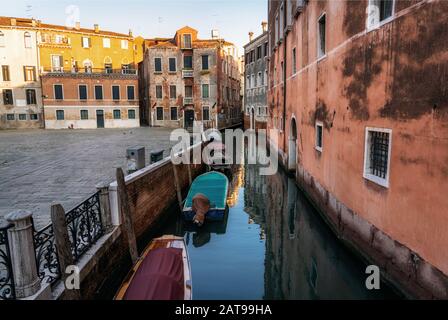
left=114, top=235, right=192, bottom=300
left=183, top=171, right=229, bottom=223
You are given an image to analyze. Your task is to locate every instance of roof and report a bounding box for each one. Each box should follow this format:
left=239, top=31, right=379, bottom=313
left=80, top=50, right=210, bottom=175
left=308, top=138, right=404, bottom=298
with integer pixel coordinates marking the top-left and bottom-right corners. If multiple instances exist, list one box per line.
left=0, top=16, right=132, bottom=38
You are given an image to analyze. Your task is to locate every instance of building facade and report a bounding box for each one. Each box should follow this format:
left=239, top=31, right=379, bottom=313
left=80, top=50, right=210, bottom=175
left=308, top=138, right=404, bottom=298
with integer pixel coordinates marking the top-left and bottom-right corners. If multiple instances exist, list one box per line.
left=140, top=26, right=242, bottom=130
left=243, top=23, right=268, bottom=130
left=268, top=0, right=448, bottom=298
left=37, top=21, right=143, bottom=129
left=0, top=17, right=43, bottom=129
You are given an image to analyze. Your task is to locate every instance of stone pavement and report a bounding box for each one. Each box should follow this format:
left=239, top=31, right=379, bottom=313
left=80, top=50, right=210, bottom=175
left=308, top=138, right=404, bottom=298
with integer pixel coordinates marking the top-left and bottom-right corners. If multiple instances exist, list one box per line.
left=0, top=127, right=175, bottom=229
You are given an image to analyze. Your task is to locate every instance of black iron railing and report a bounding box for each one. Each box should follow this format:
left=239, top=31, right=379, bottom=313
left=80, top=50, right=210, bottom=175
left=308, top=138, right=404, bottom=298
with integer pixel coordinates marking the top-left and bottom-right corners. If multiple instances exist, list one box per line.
left=0, top=224, right=15, bottom=300
left=34, top=191, right=104, bottom=285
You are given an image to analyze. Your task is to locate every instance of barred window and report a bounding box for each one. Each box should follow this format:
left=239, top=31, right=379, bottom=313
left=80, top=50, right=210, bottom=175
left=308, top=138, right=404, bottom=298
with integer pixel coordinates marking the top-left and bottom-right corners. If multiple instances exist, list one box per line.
left=156, top=107, right=164, bottom=120
left=364, top=128, right=392, bottom=187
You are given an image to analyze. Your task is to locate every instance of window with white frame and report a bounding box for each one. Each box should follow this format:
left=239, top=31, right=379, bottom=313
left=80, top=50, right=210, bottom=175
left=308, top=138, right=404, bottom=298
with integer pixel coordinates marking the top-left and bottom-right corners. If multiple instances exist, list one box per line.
left=24, top=32, right=32, bottom=48
left=317, top=14, right=326, bottom=58
left=103, top=38, right=111, bottom=48
left=315, top=122, right=323, bottom=152
left=121, top=39, right=128, bottom=49
left=156, top=107, right=164, bottom=120
left=18, top=113, right=26, bottom=121
left=258, top=72, right=262, bottom=87
left=170, top=107, right=178, bottom=120
left=154, top=57, right=162, bottom=72
left=169, top=57, right=176, bottom=72
left=363, top=127, right=392, bottom=187
left=82, top=37, right=90, bottom=48
left=367, top=0, right=394, bottom=29
left=203, top=106, right=210, bottom=121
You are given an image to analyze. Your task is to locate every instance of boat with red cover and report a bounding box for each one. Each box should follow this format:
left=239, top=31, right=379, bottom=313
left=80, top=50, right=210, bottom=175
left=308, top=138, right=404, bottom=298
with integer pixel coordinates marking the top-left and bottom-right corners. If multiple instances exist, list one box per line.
left=114, top=235, right=192, bottom=300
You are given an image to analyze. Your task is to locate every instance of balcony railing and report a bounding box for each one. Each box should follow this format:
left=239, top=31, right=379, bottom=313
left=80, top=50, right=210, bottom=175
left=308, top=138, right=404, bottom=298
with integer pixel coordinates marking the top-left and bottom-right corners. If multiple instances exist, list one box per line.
left=41, top=67, right=137, bottom=76
left=182, top=69, right=194, bottom=78
left=183, top=97, right=193, bottom=105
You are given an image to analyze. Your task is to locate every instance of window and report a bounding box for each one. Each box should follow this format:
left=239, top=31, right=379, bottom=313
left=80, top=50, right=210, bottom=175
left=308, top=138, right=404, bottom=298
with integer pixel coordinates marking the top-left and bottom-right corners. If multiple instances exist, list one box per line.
left=6, top=114, right=14, bottom=120
left=0, top=31, right=4, bottom=47
left=292, top=48, right=297, bottom=74
left=24, top=32, right=32, bottom=48
left=51, top=55, right=63, bottom=72
left=250, top=50, right=254, bottom=64
left=367, top=0, right=394, bottom=29
left=128, top=109, right=136, bottom=119
left=263, top=42, right=268, bottom=57
left=2, top=65, right=10, bottom=81
left=170, top=107, right=178, bottom=120
left=318, top=14, right=326, bottom=58
left=112, top=85, right=120, bottom=100
left=79, top=85, right=88, bottom=100
left=103, top=38, right=111, bottom=48
left=54, top=85, right=63, bottom=100
left=94, top=85, right=103, bottom=100
left=23, top=66, right=36, bottom=81
left=256, top=46, right=262, bottom=60
left=26, top=89, right=36, bottom=105
left=315, top=122, right=323, bottom=152
left=169, top=57, right=177, bottom=72
left=156, top=107, right=164, bottom=120
left=18, top=114, right=26, bottom=120
left=258, top=72, right=262, bottom=87
left=202, top=84, right=209, bottom=98
left=170, top=85, right=177, bottom=99
left=30, top=114, right=38, bottom=120
left=156, top=85, right=163, bottom=99
left=82, top=37, right=90, bottom=48
left=363, top=128, right=392, bottom=187
left=185, top=85, right=193, bottom=98
left=182, top=34, right=192, bottom=49
left=127, top=86, right=135, bottom=100
left=183, top=55, right=193, bottom=69
left=201, top=55, right=209, bottom=70
left=203, top=106, right=210, bottom=121
left=264, top=70, right=268, bottom=86
left=113, top=109, right=121, bottom=119
left=154, top=57, right=162, bottom=72
left=251, top=75, right=255, bottom=88
left=80, top=110, right=88, bottom=120
left=121, top=40, right=128, bottom=49
left=105, top=63, right=112, bottom=73
left=56, top=110, right=64, bottom=120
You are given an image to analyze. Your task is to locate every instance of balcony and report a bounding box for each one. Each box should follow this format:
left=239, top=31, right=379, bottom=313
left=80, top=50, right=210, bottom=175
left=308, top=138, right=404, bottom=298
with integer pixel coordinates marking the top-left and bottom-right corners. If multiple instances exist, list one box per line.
left=41, top=67, right=138, bottom=77
left=183, top=97, right=193, bottom=105
left=182, top=69, right=194, bottom=78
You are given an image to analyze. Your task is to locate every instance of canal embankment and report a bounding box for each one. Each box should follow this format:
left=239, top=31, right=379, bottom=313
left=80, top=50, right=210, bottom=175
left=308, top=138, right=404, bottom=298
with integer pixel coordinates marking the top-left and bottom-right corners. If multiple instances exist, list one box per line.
left=272, top=144, right=448, bottom=299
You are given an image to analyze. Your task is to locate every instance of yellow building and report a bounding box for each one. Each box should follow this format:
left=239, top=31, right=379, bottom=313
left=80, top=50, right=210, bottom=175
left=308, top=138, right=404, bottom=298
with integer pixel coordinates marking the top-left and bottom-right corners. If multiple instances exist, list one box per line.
left=36, top=21, right=143, bottom=74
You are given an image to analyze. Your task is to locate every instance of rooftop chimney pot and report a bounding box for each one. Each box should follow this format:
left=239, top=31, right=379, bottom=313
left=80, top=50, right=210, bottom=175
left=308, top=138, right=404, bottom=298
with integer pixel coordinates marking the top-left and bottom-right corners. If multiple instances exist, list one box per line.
left=262, top=21, right=268, bottom=33
left=129, top=29, right=133, bottom=37
left=75, top=21, right=80, bottom=30
left=249, top=31, right=254, bottom=42
left=94, top=24, right=99, bottom=33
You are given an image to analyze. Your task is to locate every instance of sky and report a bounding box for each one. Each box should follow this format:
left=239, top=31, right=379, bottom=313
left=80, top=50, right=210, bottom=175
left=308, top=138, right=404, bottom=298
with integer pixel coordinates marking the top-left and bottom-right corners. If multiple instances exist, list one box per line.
left=3, top=0, right=268, bottom=54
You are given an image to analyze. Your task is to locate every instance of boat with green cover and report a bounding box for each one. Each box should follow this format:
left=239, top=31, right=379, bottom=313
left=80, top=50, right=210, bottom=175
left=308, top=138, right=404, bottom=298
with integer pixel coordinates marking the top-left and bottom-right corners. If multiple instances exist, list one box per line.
left=183, top=172, right=229, bottom=221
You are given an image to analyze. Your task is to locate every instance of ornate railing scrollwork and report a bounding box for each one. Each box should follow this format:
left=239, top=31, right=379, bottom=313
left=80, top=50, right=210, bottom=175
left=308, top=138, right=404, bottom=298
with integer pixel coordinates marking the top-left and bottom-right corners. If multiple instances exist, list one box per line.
left=0, top=224, right=15, bottom=300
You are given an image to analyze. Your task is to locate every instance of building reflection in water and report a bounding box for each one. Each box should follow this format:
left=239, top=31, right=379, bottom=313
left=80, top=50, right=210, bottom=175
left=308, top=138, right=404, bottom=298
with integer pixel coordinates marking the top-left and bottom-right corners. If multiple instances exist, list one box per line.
left=243, top=163, right=399, bottom=300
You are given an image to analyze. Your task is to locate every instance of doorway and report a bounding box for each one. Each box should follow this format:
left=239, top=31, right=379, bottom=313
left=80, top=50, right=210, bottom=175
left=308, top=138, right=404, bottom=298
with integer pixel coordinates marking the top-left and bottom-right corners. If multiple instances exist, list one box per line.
left=288, top=118, right=297, bottom=172
left=96, top=110, right=104, bottom=128
left=184, top=109, right=195, bottom=129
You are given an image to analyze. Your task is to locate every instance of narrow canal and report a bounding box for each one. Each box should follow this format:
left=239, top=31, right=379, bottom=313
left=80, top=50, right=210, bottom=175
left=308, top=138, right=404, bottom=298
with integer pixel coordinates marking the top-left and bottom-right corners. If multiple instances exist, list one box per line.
left=154, top=156, right=401, bottom=299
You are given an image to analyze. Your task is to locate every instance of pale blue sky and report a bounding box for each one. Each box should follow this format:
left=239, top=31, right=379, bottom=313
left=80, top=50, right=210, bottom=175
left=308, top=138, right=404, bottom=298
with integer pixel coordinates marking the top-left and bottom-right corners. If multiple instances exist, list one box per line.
left=4, top=0, right=267, bottom=54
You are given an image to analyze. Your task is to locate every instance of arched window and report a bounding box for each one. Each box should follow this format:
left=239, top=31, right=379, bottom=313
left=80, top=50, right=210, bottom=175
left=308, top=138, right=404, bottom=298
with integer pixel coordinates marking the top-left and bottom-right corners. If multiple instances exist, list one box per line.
left=24, top=32, right=32, bottom=48
left=0, top=31, right=4, bottom=47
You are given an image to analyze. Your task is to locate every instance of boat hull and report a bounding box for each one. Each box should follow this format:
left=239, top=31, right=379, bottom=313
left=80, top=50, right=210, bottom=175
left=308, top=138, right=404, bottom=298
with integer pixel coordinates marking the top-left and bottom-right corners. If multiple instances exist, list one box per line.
left=183, top=207, right=226, bottom=222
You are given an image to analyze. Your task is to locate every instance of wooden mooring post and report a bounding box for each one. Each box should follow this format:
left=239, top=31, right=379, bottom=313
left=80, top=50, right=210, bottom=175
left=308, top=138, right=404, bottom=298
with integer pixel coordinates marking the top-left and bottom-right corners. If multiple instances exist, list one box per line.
left=172, top=163, right=184, bottom=212
left=116, top=167, right=139, bottom=264
left=50, top=203, right=81, bottom=300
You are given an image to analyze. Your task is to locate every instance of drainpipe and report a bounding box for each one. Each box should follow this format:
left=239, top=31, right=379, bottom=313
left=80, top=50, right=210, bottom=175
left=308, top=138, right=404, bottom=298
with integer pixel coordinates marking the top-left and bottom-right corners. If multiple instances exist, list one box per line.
left=282, top=0, right=288, bottom=160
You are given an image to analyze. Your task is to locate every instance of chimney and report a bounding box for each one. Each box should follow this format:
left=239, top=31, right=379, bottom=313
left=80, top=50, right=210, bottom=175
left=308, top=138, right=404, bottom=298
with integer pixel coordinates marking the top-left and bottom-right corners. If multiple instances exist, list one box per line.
left=10, top=18, right=16, bottom=26
left=129, top=29, right=133, bottom=37
left=249, top=31, right=254, bottom=42
left=94, top=24, right=99, bottom=33
left=75, top=21, right=80, bottom=30
left=31, top=19, right=36, bottom=27
left=261, top=21, right=268, bottom=33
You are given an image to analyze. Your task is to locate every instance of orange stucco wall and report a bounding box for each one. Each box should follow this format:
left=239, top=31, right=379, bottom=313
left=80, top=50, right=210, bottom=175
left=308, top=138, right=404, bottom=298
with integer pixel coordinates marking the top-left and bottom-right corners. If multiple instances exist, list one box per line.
left=268, top=0, right=448, bottom=279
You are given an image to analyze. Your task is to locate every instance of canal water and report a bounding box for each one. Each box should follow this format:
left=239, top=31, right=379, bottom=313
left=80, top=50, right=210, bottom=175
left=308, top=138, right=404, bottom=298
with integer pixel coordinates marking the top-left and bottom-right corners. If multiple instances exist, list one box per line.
left=155, top=157, right=401, bottom=300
